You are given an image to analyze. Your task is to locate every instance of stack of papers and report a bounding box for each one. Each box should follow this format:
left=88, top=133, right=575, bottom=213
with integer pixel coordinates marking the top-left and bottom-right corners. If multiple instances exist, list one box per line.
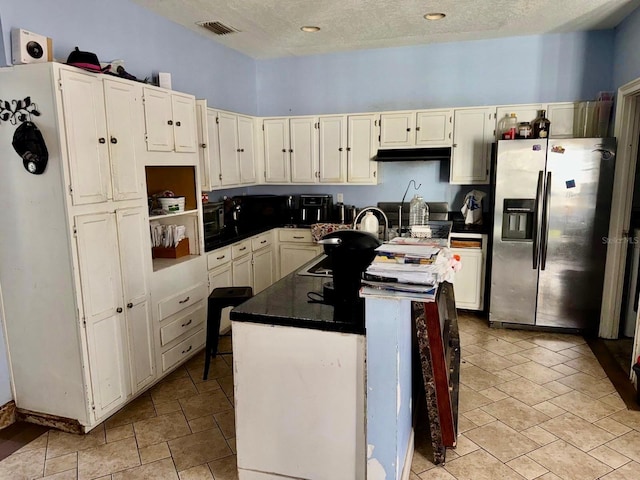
left=360, top=242, right=459, bottom=301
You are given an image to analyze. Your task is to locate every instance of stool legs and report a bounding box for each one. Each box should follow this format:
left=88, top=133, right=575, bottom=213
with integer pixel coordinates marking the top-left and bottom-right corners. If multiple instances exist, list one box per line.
left=203, top=305, right=223, bottom=381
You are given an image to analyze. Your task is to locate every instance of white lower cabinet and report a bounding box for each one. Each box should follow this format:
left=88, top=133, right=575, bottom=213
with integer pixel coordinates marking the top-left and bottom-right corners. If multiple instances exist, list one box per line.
left=233, top=254, right=253, bottom=289
left=252, top=246, right=274, bottom=294
left=234, top=321, right=365, bottom=479
left=278, top=228, right=323, bottom=278
left=451, top=234, right=487, bottom=311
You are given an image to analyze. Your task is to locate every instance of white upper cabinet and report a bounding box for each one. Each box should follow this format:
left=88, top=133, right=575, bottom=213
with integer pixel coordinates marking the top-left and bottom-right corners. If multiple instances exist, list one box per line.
left=142, top=87, right=197, bottom=153
left=60, top=70, right=145, bottom=206
left=415, top=109, right=453, bottom=146
left=195, top=100, right=223, bottom=190
left=380, top=109, right=452, bottom=148
left=103, top=78, right=145, bottom=202
left=216, top=111, right=257, bottom=186
left=238, top=115, right=257, bottom=184
left=450, top=107, right=496, bottom=185
left=347, top=114, right=378, bottom=184
left=218, top=111, right=242, bottom=186
left=319, top=115, right=347, bottom=183
left=290, top=117, right=319, bottom=183
left=546, top=102, right=576, bottom=138
left=263, top=117, right=318, bottom=183
left=263, top=118, right=290, bottom=183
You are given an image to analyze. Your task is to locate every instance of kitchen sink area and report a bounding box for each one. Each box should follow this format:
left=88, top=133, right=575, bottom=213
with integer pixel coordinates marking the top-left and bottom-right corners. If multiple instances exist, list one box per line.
left=297, top=254, right=332, bottom=277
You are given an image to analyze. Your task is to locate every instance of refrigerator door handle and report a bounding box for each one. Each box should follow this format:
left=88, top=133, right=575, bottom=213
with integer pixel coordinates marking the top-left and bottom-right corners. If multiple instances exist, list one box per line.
left=541, top=171, right=552, bottom=270
left=533, top=170, right=544, bottom=269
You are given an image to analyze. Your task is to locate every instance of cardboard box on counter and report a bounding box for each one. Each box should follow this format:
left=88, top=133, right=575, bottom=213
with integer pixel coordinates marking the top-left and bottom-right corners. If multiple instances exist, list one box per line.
left=152, top=238, right=189, bottom=259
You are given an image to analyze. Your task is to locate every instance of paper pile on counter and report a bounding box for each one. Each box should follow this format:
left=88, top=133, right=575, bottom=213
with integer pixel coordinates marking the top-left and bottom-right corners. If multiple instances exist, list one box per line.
left=360, top=241, right=460, bottom=301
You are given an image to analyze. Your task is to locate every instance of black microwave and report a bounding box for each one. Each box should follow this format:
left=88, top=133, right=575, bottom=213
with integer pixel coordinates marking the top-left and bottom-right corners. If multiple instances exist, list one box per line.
left=203, top=202, right=225, bottom=251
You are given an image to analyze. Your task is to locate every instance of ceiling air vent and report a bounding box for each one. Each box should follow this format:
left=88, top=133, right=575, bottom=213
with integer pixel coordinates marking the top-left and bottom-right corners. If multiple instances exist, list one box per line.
left=197, top=21, right=239, bottom=36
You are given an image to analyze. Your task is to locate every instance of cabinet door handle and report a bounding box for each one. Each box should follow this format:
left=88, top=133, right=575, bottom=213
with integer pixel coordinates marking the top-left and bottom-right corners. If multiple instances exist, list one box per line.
left=346, top=147, right=351, bottom=151
left=167, top=120, right=173, bottom=126
left=98, top=137, right=106, bottom=144
left=293, top=236, right=304, bottom=239
left=110, top=137, right=118, bottom=144
left=116, top=307, right=123, bottom=313
left=289, top=149, right=293, bottom=153
left=127, top=302, right=133, bottom=309
left=453, top=144, right=458, bottom=148
left=240, top=148, right=245, bottom=152
left=216, top=255, right=226, bottom=260
left=176, top=121, right=181, bottom=127
left=237, top=148, right=241, bottom=152
left=178, top=296, right=190, bottom=304
left=338, top=147, right=343, bottom=151
left=282, top=149, right=286, bottom=153
left=239, top=246, right=247, bottom=251
left=416, top=126, right=421, bottom=131
left=201, top=143, right=207, bottom=148
left=182, top=345, right=193, bottom=355
left=406, top=128, right=411, bottom=132
left=181, top=319, right=193, bottom=328
left=260, top=240, right=267, bottom=244
left=449, top=132, right=452, bottom=139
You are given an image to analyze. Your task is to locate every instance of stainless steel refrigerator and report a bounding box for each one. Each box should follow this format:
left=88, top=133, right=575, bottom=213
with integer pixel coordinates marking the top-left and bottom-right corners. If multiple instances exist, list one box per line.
left=490, top=138, right=616, bottom=332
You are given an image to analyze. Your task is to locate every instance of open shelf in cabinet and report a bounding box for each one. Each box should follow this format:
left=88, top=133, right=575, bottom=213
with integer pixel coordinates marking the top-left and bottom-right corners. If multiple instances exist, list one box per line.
left=146, top=166, right=202, bottom=272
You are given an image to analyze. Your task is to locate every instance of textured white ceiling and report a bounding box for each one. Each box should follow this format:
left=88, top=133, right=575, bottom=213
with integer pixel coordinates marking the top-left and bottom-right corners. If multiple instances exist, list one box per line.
left=132, top=0, right=639, bottom=59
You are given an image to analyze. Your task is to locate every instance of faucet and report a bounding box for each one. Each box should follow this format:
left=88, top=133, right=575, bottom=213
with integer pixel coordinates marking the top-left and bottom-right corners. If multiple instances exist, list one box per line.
left=352, top=206, right=389, bottom=241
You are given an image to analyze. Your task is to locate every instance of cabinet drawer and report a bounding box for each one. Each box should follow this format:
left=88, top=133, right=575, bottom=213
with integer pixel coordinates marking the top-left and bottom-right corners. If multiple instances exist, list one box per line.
left=251, top=231, right=273, bottom=251
left=232, top=239, right=251, bottom=259
left=207, top=246, right=232, bottom=270
left=278, top=229, right=313, bottom=243
left=160, top=301, right=206, bottom=346
left=158, top=283, right=207, bottom=321
left=162, top=328, right=205, bottom=372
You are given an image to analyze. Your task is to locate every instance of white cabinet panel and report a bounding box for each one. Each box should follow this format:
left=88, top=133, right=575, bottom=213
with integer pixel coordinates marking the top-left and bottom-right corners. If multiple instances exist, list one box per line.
left=319, top=116, right=347, bottom=183
left=450, top=107, right=495, bottom=185
left=60, top=70, right=111, bottom=205
left=290, top=117, right=318, bottom=183
left=218, top=111, right=241, bottom=186
left=253, top=246, right=274, bottom=294
left=238, top=115, right=257, bottom=184
left=379, top=112, right=415, bottom=147
left=171, top=93, right=197, bottom=153
left=142, top=87, right=174, bottom=152
left=263, top=118, right=290, bottom=183
left=547, top=102, right=576, bottom=138
left=233, top=255, right=253, bottom=289
left=416, top=109, right=453, bottom=146
left=452, top=248, right=484, bottom=310
left=347, top=114, right=378, bottom=184
left=209, top=262, right=234, bottom=334
left=279, top=244, right=322, bottom=278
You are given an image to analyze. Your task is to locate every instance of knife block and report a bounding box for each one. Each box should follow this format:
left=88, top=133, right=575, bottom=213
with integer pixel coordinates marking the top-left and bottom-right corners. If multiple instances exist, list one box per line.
left=152, top=238, right=190, bottom=259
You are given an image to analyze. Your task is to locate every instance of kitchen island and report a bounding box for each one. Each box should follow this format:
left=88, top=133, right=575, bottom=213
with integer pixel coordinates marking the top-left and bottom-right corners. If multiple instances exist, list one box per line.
left=231, top=255, right=459, bottom=479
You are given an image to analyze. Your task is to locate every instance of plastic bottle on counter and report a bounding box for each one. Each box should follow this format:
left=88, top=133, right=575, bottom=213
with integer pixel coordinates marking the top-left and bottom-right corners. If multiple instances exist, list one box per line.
left=360, top=211, right=379, bottom=237
left=409, top=195, right=427, bottom=226
left=499, top=113, right=518, bottom=140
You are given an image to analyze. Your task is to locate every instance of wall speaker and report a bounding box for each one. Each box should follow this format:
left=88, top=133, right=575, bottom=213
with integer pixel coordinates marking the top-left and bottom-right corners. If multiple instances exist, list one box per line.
left=11, top=28, right=49, bottom=65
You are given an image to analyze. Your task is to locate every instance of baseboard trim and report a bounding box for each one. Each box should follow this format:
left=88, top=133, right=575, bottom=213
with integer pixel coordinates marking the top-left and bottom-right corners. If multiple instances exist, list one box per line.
left=401, top=428, right=415, bottom=480
left=16, top=408, right=85, bottom=434
left=0, top=401, right=16, bottom=430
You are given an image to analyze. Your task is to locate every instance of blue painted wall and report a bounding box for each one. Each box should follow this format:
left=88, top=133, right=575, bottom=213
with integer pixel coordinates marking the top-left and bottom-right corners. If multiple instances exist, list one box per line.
left=613, top=6, right=640, bottom=89
left=0, top=0, right=258, bottom=114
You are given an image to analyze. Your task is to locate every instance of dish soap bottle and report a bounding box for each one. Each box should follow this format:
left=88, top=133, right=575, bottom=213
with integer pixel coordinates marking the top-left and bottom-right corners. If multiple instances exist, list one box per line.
left=361, top=211, right=379, bottom=237
left=409, top=195, right=426, bottom=226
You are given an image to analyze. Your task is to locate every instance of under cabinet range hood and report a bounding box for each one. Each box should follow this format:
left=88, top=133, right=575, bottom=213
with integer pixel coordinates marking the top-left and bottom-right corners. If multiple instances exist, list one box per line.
left=373, top=147, right=452, bottom=162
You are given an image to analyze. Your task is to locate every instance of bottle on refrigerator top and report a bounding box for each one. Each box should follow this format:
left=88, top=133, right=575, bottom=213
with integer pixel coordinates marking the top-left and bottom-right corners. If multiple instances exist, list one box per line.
left=409, top=195, right=427, bottom=226
left=532, top=110, right=551, bottom=139
left=500, top=113, right=518, bottom=140
left=518, top=122, right=532, bottom=139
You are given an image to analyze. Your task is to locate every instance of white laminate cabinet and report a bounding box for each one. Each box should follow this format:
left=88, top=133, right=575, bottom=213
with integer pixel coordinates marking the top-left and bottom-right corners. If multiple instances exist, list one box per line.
left=60, top=70, right=146, bottom=206
left=217, top=111, right=257, bottom=186
left=319, top=115, right=347, bottom=183
left=451, top=233, right=487, bottom=311
left=196, top=101, right=222, bottom=190
left=263, top=117, right=290, bottom=183
left=233, top=322, right=365, bottom=479
left=233, top=254, right=253, bottom=289
left=450, top=107, right=496, bottom=185
left=278, top=228, right=322, bottom=279
left=253, top=246, right=275, bottom=294
left=347, top=114, right=378, bottom=184
left=142, top=87, right=197, bottom=153
left=379, top=109, right=452, bottom=148
left=263, top=117, right=319, bottom=184
left=546, top=102, right=576, bottom=138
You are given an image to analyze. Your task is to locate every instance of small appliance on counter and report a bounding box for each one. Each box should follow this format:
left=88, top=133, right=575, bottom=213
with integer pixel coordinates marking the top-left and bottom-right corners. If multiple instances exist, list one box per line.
left=202, top=201, right=225, bottom=252
left=318, top=230, right=381, bottom=320
left=228, top=195, right=290, bottom=234
left=299, top=194, right=333, bottom=225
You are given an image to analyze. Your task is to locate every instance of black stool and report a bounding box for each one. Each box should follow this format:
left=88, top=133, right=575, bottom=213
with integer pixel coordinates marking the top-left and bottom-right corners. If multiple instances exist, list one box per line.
left=203, top=286, right=253, bottom=380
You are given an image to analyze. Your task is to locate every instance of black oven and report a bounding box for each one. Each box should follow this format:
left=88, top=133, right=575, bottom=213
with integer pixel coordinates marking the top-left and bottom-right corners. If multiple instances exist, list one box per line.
left=203, top=201, right=225, bottom=252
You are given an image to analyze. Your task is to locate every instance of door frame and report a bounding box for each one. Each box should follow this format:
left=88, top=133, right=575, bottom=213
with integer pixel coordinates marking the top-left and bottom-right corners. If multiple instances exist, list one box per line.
left=600, top=77, right=640, bottom=348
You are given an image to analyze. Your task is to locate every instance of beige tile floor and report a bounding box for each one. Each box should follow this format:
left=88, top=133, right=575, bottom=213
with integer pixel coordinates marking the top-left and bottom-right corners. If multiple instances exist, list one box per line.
left=2, top=314, right=640, bottom=479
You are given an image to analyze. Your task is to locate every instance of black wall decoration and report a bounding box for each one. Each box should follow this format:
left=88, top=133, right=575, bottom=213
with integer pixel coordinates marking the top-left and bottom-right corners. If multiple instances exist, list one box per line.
left=0, top=97, right=41, bottom=125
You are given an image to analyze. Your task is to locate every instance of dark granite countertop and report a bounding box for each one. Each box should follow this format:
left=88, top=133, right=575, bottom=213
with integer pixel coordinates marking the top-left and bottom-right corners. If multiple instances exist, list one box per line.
left=230, top=259, right=366, bottom=335
left=206, top=224, right=313, bottom=251
left=449, top=212, right=491, bottom=235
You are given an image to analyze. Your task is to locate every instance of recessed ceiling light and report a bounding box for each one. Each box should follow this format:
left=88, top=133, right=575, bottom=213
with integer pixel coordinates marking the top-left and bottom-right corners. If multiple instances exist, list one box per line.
left=424, top=13, right=446, bottom=20
left=301, top=26, right=320, bottom=32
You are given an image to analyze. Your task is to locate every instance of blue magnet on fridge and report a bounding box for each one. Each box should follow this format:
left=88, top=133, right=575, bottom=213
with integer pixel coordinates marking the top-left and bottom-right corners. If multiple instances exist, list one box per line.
left=533, top=144, right=542, bottom=151
left=566, top=179, right=576, bottom=189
